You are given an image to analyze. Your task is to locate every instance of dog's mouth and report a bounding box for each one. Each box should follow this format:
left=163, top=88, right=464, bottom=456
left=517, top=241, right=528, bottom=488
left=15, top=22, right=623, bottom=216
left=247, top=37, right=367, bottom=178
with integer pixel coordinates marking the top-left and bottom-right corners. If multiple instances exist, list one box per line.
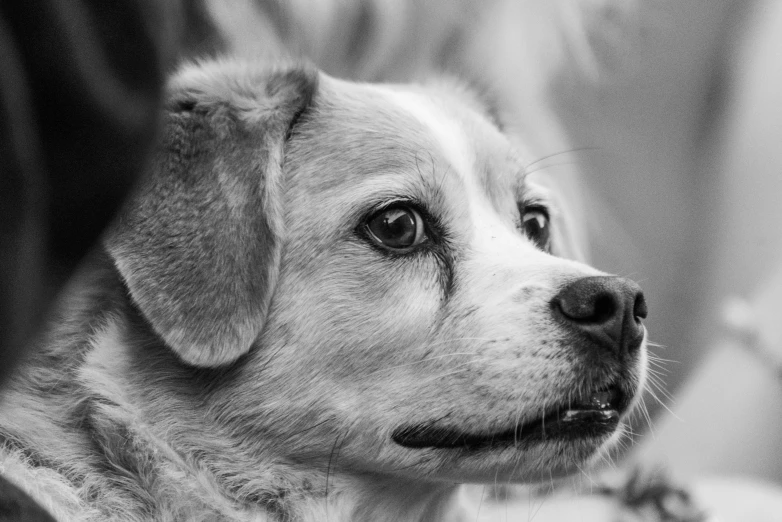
left=392, top=384, right=630, bottom=450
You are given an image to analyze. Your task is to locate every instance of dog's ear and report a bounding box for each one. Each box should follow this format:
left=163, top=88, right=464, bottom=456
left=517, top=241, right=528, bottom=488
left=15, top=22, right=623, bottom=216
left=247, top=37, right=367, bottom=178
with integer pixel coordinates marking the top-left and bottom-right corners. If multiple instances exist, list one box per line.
left=106, top=62, right=318, bottom=367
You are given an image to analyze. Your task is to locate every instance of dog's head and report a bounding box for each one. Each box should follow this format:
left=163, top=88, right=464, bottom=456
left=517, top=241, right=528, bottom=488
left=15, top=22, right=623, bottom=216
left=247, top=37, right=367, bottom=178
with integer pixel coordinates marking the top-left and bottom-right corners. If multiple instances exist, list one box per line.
left=107, top=59, right=647, bottom=485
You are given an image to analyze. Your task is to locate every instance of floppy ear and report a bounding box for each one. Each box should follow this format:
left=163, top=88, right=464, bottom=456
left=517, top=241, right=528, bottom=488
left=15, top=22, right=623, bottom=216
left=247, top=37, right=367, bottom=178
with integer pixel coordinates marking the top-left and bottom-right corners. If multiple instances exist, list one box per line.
left=106, top=62, right=318, bottom=367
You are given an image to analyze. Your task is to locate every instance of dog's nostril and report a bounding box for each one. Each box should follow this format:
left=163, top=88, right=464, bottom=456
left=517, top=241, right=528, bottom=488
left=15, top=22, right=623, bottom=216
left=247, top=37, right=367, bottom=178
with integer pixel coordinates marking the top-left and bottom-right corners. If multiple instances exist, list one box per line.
left=556, top=289, right=617, bottom=325
left=590, top=294, right=617, bottom=324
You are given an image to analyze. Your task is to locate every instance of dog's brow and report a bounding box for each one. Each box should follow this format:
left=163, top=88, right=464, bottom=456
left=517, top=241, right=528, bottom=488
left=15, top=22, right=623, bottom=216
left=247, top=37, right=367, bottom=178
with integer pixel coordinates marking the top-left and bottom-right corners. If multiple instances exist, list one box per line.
left=507, top=154, right=528, bottom=194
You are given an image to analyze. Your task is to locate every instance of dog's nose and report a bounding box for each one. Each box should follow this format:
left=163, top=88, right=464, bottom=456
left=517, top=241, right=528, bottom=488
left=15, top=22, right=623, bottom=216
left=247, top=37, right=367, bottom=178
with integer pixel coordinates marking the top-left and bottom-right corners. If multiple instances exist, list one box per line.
left=551, top=276, right=647, bottom=357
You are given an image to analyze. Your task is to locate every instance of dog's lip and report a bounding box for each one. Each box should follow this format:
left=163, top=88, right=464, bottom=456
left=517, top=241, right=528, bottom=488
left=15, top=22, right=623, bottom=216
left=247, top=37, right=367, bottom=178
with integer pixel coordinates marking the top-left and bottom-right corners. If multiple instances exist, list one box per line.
left=392, top=385, right=630, bottom=450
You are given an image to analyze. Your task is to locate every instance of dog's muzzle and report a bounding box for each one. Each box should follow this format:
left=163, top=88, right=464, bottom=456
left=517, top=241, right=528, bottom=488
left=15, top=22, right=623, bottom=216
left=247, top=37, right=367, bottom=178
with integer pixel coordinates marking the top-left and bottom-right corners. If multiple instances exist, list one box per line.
left=551, top=275, right=647, bottom=358
left=392, top=276, right=647, bottom=452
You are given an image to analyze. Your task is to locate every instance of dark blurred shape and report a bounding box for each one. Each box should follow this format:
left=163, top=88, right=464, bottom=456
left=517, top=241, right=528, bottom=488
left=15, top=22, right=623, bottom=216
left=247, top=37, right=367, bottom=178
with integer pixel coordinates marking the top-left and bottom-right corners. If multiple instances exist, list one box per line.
left=0, top=0, right=224, bottom=517
left=0, top=0, right=225, bottom=388
left=1, top=0, right=162, bottom=386
left=0, top=476, right=55, bottom=522
left=181, top=0, right=224, bottom=60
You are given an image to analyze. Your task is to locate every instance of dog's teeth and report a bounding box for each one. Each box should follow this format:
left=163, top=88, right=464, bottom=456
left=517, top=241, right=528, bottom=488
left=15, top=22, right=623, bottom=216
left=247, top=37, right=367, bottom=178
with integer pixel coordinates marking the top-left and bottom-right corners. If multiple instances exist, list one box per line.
left=570, top=389, right=616, bottom=411
left=588, top=391, right=613, bottom=410
left=561, top=409, right=618, bottom=424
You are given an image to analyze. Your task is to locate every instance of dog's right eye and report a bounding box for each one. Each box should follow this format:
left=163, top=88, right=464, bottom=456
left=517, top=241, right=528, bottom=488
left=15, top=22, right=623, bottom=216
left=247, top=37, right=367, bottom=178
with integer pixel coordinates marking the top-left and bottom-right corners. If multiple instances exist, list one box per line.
left=520, top=205, right=551, bottom=252
left=365, top=205, right=427, bottom=252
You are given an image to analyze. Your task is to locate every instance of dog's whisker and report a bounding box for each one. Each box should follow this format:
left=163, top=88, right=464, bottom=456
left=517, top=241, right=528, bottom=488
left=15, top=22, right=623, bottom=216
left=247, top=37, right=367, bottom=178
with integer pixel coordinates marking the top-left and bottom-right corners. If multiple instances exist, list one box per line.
left=645, top=340, right=670, bottom=351
left=644, top=385, right=680, bottom=420
left=651, top=385, right=676, bottom=406
left=490, top=468, right=498, bottom=504
left=525, top=160, right=586, bottom=177
left=506, top=448, right=525, bottom=505
left=645, top=373, right=674, bottom=398
left=324, top=432, right=343, bottom=502
left=523, top=146, right=601, bottom=170
left=645, top=371, right=670, bottom=385
left=645, top=371, right=674, bottom=399
left=645, top=359, right=670, bottom=372
left=611, top=444, right=627, bottom=465
left=645, top=367, right=668, bottom=379
left=421, top=336, right=500, bottom=349
left=415, top=151, right=442, bottom=202
left=645, top=367, right=672, bottom=382
left=645, top=351, right=676, bottom=363
left=645, top=360, right=673, bottom=375
left=637, top=396, right=657, bottom=439
left=574, top=460, right=598, bottom=487
left=644, top=376, right=668, bottom=400
left=475, top=484, right=487, bottom=522
left=414, top=152, right=426, bottom=188
left=645, top=351, right=670, bottom=362
left=527, top=473, right=554, bottom=522
left=594, top=450, right=614, bottom=474
left=645, top=367, right=670, bottom=381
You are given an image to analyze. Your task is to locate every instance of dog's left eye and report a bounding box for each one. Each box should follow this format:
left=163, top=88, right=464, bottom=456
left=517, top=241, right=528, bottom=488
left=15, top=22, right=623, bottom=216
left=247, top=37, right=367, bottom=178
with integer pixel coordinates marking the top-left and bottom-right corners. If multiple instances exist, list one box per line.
left=521, top=207, right=550, bottom=251
left=365, top=205, right=427, bottom=251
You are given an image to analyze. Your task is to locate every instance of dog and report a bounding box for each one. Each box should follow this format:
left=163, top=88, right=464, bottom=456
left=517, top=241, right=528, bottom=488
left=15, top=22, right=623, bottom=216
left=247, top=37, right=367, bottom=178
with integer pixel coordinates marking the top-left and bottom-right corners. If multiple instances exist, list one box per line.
left=0, top=57, right=647, bottom=521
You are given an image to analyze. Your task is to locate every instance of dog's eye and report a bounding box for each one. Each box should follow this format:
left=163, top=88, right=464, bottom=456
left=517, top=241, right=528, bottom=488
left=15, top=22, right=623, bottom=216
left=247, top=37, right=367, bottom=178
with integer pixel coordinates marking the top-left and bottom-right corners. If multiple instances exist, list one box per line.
left=521, top=207, right=550, bottom=251
left=366, top=206, right=426, bottom=251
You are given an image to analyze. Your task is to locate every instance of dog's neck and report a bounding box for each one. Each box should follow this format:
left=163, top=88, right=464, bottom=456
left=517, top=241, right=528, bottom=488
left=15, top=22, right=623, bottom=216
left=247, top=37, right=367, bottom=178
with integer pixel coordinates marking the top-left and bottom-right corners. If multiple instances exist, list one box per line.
left=291, top=475, right=468, bottom=522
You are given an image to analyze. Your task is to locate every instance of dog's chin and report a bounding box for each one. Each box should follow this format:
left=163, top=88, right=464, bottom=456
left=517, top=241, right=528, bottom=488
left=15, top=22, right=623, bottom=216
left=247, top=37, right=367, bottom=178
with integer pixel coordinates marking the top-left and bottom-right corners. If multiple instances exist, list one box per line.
left=389, top=428, right=622, bottom=485
left=392, top=383, right=631, bottom=452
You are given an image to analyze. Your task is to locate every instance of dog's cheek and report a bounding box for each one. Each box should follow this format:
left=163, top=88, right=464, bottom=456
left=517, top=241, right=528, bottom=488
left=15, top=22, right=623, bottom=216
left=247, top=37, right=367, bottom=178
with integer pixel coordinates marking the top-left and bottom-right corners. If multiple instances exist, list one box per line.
left=264, top=244, right=444, bottom=379
left=225, top=250, right=446, bottom=460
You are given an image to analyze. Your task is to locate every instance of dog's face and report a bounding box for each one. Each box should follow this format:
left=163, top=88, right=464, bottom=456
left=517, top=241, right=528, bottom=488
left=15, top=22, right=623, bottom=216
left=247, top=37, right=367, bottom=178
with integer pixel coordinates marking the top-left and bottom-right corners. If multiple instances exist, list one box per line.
left=108, top=60, right=646, bottom=487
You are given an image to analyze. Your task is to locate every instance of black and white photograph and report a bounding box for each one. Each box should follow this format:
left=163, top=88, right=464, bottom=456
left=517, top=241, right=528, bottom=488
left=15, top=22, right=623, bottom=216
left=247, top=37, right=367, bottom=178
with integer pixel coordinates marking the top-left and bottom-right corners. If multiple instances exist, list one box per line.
left=1, top=1, right=782, bottom=520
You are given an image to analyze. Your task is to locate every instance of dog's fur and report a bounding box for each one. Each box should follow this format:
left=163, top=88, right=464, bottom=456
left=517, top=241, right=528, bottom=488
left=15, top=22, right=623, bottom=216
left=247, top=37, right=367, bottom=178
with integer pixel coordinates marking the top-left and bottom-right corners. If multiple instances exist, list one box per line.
left=0, top=58, right=646, bottom=521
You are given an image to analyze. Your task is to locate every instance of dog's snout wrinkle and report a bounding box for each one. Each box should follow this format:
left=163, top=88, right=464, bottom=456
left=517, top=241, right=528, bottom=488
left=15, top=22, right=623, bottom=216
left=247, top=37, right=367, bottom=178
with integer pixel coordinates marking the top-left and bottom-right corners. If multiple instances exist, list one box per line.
left=552, top=276, right=646, bottom=357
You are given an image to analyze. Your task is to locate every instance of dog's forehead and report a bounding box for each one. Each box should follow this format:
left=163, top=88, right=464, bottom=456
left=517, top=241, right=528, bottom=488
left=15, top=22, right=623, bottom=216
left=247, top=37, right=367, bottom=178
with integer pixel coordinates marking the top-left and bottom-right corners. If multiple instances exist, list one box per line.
left=379, top=88, right=475, bottom=184
left=296, top=76, right=524, bottom=206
